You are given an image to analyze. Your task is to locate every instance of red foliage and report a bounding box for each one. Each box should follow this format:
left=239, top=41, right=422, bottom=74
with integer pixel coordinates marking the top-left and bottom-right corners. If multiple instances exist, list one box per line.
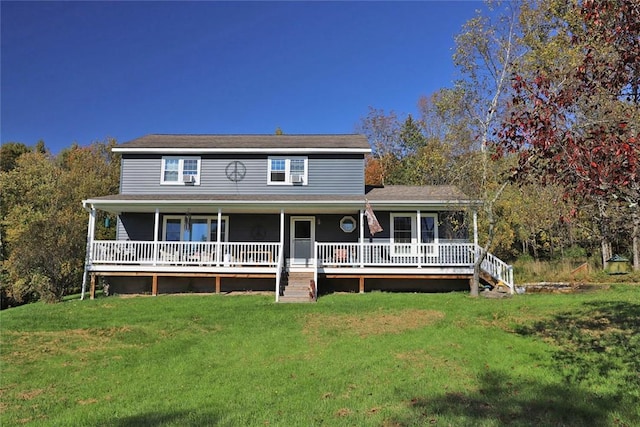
left=497, top=0, right=639, bottom=203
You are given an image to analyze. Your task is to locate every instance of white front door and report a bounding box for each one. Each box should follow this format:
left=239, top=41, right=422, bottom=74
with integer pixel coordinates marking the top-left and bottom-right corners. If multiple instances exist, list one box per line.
left=290, top=216, right=315, bottom=266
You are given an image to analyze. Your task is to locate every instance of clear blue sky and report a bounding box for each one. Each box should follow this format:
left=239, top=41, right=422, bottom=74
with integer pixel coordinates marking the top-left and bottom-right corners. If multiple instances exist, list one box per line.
left=1, top=1, right=485, bottom=153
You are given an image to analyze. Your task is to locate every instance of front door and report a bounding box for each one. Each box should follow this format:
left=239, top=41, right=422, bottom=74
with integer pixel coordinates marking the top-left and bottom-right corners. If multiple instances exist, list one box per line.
left=290, top=216, right=315, bottom=266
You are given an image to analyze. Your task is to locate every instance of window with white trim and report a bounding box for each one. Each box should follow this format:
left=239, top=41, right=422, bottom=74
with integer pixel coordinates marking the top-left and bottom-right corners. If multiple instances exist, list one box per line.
left=161, top=156, right=201, bottom=185
left=390, top=213, right=438, bottom=255
left=162, top=215, right=228, bottom=242
left=268, top=156, right=308, bottom=185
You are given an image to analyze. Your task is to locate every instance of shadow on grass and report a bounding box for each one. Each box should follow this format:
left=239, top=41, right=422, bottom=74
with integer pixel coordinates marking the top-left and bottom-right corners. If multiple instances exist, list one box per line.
left=393, top=301, right=640, bottom=426
left=402, top=370, right=618, bottom=426
left=516, top=300, right=640, bottom=390
left=102, top=409, right=220, bottom=427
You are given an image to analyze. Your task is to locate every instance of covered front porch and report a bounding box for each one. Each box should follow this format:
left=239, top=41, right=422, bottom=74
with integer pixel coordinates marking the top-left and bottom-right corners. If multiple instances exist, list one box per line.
left=81, top=193, right=514, bottom=301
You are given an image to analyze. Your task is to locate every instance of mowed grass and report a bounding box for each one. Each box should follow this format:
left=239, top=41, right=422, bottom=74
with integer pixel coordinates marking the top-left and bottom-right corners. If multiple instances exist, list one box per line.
left=1, top=286, right=639, bottom=426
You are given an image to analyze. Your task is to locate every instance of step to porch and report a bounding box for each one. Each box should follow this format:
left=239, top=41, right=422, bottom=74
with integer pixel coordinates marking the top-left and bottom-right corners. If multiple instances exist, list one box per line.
left=280, top=271, right=315, bottom=303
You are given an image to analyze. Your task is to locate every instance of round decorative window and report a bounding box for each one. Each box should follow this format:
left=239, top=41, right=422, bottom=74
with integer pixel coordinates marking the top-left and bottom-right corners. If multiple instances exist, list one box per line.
left=340, top=216, right=356, bottom=233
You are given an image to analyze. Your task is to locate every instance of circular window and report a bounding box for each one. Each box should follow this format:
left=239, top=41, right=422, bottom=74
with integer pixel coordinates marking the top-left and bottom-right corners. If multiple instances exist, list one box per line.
left=340, top=216, right=357, bottom=233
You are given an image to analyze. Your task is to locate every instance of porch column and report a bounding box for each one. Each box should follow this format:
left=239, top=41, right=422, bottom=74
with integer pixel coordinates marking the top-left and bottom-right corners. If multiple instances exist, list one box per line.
left=473, top=210, right=479, bottom=255
left=359, top=209, right=364, bottom=267
left=81, top=206, right=96, bottom=300
left=417, top=210, right=422, bottom=268
left=276, top=209, right=285, bottom=303
left=216, top=208, right=222, bottom=266
left=153, top=208, right=160, bottom=266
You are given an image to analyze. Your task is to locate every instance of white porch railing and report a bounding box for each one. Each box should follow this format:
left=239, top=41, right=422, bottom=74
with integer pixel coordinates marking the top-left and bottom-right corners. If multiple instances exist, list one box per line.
left=481, top=251, right=514, bottom=289
left=316, top=242, right=477, bottom=267
left=316, top=242, right=513, bottom=291
left=90, top=241, right=280, bottom=267
left=88, top=240, right=513, bottom=290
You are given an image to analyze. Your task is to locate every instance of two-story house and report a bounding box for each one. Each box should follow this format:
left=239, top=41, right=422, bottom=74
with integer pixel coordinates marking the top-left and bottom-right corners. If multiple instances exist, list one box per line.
left=81, top=134, right=513, bottom=301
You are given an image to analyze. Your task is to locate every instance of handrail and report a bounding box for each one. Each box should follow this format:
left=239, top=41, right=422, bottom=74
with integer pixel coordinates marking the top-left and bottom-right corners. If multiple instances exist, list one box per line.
left=315, top=242, right=476, bottom=267
left=90, top=240, right=280, bottom=267
left=478, top=246, right=514, bottom=292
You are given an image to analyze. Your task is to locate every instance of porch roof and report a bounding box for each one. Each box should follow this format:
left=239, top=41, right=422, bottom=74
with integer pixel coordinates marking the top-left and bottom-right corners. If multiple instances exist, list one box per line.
left=83, top=186, right=475, bottom=214
left=112, top=134, right=371, bottom=154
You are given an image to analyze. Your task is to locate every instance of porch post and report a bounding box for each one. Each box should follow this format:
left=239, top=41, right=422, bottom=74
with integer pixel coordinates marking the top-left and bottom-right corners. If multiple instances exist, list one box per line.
left=417, top=210, right=422, bottom=268
left=81, top=206, right=96, bottom=301
left=216, top=208, right=222, bottom=266
left=473, top=210, right=478, bottom=249
left=153, top=208, right=160, bottom=266
left=276, top=209, right=285, bottom=302
left=359, top=209, right=364, bottom=267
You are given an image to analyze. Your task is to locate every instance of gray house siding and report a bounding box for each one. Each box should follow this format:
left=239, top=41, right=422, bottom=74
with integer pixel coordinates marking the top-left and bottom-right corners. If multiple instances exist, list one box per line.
left=120, top=154, right=364, bottom=195
left=117, top=213, right=155, bottom=240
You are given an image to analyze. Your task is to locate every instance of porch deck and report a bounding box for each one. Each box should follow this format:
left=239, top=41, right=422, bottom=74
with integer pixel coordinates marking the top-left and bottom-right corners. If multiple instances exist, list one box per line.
left=86, top=240, right=513, bottom=298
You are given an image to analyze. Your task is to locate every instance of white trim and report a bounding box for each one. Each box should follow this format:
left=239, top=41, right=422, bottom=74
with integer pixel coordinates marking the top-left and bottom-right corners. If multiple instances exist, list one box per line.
left=162, top=214, right=228, bottom=242
left=267, top=156, right=308, bottom=186
left=161, top=156, right=201, bottom=185
left=113, top=147, right=370, bottom=154
left=83, top=198, right=473, bottom=209
left=290, top=216, right=315, bottom=265
left=389, top=212, right=438, bottom=255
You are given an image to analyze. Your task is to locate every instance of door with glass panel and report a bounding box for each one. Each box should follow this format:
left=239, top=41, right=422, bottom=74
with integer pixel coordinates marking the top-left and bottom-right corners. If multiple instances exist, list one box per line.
left=290, top=217, right=315, bottom=266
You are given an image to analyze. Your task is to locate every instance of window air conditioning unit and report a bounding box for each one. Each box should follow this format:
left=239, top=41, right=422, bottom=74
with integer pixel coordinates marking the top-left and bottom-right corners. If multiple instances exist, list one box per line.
left=290, top=174, right=304, bottom=184
left=183, top=174, right=196, bottom=184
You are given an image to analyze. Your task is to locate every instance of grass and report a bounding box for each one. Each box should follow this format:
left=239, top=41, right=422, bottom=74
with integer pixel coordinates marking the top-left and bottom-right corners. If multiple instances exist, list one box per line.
left=1, top=286, right=639, bottom=426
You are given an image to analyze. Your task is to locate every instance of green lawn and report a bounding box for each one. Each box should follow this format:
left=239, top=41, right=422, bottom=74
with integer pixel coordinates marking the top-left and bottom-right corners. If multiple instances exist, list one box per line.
left=2, top=286, right=639, bottom=426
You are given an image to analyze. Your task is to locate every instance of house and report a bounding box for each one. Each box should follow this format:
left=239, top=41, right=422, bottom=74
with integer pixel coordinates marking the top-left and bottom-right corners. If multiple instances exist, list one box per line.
left=81, top=134, right=513, bottom=302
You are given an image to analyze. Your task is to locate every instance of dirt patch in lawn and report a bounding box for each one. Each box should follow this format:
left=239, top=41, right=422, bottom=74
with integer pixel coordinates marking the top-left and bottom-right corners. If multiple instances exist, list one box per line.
left=4, top=327, right=140, bottom=365
left=304, top=309, right=445, bottom=338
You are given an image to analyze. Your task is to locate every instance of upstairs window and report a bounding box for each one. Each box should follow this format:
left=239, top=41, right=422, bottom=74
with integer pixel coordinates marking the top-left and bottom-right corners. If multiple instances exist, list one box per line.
left=268, top=157, right=308, bottom=185
left=161, top=157, right=201, bottom=185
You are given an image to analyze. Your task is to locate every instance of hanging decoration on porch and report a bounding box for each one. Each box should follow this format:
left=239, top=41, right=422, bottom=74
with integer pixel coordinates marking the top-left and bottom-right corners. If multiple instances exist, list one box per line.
left=364, top=199, right=383, bottom=236
left=184, top=211, right=191, bottom=231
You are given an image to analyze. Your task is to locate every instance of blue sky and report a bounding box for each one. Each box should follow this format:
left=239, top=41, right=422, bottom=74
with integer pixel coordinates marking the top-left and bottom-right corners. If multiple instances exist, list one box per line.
left=1, top=1, right=485, bottom=153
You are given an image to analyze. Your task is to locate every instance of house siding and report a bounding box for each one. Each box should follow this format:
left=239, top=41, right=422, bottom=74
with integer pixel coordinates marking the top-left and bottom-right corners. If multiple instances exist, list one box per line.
left=120, top=154, right=364, bottom=195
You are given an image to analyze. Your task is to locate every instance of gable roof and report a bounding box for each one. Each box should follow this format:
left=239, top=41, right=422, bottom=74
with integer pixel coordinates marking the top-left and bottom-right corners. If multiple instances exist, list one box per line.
left=113, top=134, right=371, bottom=154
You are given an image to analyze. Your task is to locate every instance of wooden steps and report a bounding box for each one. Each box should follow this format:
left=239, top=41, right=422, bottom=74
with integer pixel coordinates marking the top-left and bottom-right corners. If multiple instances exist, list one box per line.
left=280, top=271, right=315, bottom=303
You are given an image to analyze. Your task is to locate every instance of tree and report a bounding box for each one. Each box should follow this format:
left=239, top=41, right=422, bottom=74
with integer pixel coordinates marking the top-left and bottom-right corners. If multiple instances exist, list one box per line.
left=1, top=140, right=120, bottom=305
left=451, top=1, right=524, bottom=295
left=498, top=0, right=639, bottom=269
left=357, top=107, right=402, bottom=185
left=0, top=142, right=30, bottom=172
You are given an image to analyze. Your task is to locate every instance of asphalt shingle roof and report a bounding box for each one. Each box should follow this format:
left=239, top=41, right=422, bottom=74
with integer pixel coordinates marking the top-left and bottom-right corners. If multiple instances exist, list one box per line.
left=116, top=134, right=370, bottom=150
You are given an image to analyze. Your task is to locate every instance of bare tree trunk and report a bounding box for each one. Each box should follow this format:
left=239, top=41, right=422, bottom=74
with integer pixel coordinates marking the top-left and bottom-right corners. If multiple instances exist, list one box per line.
left=471, top=181, right=509, bottom=296
left=598, top=200, right=612, bottom=270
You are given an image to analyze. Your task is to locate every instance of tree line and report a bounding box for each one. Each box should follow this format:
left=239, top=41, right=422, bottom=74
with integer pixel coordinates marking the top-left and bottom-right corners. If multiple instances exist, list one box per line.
left=1, top=0, right=638, bottom=306
left=0, top=140, right=120, bottom=307
left=358, top=0, right=638, bottom=295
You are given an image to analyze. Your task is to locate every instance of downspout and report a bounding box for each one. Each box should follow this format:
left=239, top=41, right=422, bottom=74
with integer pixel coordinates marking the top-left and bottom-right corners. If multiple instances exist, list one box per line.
left=81, top=202, right=96, bottom=300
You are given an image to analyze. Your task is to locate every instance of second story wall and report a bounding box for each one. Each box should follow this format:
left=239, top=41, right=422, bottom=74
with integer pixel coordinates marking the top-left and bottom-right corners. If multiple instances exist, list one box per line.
left=120, top=154, right=365, bottom=195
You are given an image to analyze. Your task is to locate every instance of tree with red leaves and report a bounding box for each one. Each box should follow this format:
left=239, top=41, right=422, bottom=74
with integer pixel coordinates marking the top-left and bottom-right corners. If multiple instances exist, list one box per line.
left=498, top=0, right=639, bottom=269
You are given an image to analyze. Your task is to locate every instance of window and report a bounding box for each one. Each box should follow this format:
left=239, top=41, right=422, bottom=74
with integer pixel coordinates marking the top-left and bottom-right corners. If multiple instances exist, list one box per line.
left=421, top=216, right=437, bottom=243
left=390, top=213, right=438, bottom=255
left=161, top=157, right=201, bottom=185
left=268, top=157, right=308, bottom=185
left=340, top=216, right=357, bottom=233
left=163, top=215, right=228, bottom=242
